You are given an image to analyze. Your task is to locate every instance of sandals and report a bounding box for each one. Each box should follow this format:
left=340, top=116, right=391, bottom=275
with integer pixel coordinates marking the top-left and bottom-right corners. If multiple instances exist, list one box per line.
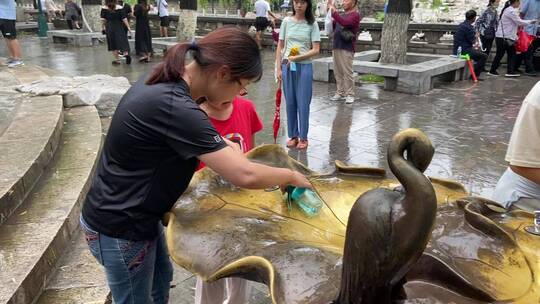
left=286, top=137, right=308, bottom=149
left=112, top=60, right=121, bottom=65
left=296, top=139, right=308, bottom=149
left=286, top=137, right=298, bottom=148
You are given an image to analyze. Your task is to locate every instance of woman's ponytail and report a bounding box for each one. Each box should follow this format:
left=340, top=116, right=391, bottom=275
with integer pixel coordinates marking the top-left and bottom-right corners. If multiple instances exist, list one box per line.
left=500, top=0, right=514, bottom=18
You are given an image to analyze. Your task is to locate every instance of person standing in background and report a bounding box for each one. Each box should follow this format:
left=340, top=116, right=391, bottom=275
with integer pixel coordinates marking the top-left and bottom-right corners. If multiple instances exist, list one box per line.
left=518, top=0, right=540, bottom=76
left=134, top=0, right=153, bottom=62
left=101, top=0, right=132, bottom=65
left=65, top=0, right=82, bottom=30
left=475, top=0, right=500, bottom=59
left=275, top=0, right=321, bottom=150
left=488, top=0, right=536, bottom=77
left=157, top=0, right=169, bottom=37
left=327, top=0, right=360, bottom=104
left=254, top=0, right=279, bottom=50
left=118, top=0, right=133, bottom=37
left=0, top=0, right=23, bottom=68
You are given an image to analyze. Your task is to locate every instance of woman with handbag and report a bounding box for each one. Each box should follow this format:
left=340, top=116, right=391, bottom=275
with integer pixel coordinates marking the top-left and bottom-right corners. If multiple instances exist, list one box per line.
left=475, top=0, right=500, bottom=57
left=488, top=0, right=536, bottom=77
left=275, top=0, right=321, bottom=150
left=327, top=0, right=360, bottom=105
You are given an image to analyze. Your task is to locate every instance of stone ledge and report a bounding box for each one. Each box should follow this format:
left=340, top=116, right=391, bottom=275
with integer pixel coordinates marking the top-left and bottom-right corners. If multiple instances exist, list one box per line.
left=0, top=66, right=63, bottom=227
left=47, top=30, right=105, bottom=47
left=314, top=51, right=467, bottom=94
left=0, top=106, right=102, bottom=304
left=35, top=231, right=111, bottom=304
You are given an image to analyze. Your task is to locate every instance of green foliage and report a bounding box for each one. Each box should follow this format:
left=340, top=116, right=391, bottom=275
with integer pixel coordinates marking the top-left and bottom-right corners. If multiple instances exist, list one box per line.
left=431, top=0, right=443, bottom=9
left=242, top=0, right=253, bottom=12
left=124, top=0, right=138, bottom=5
left=198, top=0, right=210, bottom=9
left=375, top=11, right=385, bottom=22
left=359, top=74, right=385, bottom=83
left=269, top=0, right=281, bottom=11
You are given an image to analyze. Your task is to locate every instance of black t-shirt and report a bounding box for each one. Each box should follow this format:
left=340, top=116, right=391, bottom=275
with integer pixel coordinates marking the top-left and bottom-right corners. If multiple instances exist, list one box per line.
left=82, top=76, right=227, bottom=241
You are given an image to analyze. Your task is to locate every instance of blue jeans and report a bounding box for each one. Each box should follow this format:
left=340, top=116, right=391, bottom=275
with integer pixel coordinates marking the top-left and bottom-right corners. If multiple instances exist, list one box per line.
left=80, top=216, right=173, bottom=304
left=282, top=62, right=313, bottom=140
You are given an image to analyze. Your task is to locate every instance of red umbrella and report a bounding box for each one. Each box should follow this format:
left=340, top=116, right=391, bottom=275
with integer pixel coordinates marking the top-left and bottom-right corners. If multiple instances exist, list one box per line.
left=273, top=80, right=282, bottom=143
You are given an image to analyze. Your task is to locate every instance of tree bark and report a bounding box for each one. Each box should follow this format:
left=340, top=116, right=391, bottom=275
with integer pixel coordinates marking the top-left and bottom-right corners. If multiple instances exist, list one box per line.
left=379, top=0, right=412, bottom=64
left=176, top=0, right=198, bottom=42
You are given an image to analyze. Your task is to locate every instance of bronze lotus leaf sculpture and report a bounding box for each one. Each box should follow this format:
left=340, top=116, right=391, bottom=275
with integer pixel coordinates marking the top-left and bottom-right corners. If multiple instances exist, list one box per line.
left=164, top=128, right=540, bottom=303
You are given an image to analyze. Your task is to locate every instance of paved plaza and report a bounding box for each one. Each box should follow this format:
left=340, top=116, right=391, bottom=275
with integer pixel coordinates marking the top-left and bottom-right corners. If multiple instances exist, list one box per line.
left=1, top=36, right=538, bottom=303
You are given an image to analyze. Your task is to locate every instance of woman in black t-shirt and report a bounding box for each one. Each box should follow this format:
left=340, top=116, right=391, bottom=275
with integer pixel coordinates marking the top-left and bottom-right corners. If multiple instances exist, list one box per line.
left=80, top=27, right=311, bottom=304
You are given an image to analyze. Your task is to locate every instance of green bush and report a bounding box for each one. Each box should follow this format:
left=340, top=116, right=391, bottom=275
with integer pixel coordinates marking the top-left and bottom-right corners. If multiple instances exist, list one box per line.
left=359, top=74, right=385, bottom=83
left=375, top=11, right=385, bottom=22
left=431, top=0, right=443, bottom=9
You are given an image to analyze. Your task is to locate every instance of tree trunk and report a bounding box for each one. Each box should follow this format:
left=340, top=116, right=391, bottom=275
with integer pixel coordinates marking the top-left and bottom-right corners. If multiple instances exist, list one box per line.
left=81, top=0, right=102, bottom=32
left=379, top=0, right=412, bottom=64
left=176, top=0, right=198, bottom=42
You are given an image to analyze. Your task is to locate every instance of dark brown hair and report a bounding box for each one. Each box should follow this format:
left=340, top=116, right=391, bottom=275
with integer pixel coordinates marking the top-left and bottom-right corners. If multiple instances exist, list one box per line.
left=106, top=0, right=116, bottom=10
left=146, top=27, right=263, bottom=85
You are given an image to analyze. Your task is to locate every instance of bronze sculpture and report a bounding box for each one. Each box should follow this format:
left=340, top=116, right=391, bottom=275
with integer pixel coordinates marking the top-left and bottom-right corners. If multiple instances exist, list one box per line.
left=164, top=128, right=540, bottom=303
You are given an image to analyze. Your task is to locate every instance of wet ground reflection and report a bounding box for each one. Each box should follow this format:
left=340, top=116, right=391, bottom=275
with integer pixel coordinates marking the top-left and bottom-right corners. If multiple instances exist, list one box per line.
left=2, top=36, right=538, bottom=198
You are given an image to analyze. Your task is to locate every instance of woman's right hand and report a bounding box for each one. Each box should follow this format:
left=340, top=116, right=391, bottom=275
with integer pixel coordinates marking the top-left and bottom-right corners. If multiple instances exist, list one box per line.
left=276, top=64, right=282, bottom=82
left=281, top=170, right=312, bottom=190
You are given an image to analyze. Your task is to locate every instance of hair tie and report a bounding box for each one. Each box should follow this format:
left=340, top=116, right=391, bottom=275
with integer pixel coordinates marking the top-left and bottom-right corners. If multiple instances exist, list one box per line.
left=189, top=41, right=199, bottom=51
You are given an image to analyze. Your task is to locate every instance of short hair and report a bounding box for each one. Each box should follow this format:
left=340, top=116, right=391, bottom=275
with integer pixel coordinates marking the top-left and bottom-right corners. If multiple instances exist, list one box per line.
left=466, top=10, right=477, bottom=20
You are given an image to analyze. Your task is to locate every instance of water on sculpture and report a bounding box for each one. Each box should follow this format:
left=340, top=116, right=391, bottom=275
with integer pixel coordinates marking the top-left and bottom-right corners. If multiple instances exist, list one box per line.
left=165, top=128, right=540, bottom=304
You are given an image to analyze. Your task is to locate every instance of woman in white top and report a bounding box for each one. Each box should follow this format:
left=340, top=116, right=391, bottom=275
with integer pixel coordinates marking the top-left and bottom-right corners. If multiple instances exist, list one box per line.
left=488, top=0, right=536, bottom=77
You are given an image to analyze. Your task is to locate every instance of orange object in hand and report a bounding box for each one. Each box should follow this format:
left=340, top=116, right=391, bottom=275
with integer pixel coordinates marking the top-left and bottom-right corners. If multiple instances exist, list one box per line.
left=289, top=46, right=300, bottom=56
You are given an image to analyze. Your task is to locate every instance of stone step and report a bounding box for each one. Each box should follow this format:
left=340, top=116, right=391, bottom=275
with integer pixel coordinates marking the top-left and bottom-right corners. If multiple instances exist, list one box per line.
left=0, top=106, right=102, bottom=304
left=0, top=66, right=63, bottom=226
left=35, top=230, right=110, bottom=304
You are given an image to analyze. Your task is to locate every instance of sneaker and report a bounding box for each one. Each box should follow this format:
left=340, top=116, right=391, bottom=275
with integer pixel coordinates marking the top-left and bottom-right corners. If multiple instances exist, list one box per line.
left=487, top=71, right=499, bottom=76
left=4, top=57, right=15, bottom=65
left=296, top=139, right=308, bottom=149
left=505, top=73, right=520, bottom=77
left=7, top=59, right=24, bottom=68
left=286, top=137, right=298, bottom=148
left=330, top=93, right=345, bottom=101
left=345, top=96, right=355, bottom=104
left=524, top=71, right=537, bottom=77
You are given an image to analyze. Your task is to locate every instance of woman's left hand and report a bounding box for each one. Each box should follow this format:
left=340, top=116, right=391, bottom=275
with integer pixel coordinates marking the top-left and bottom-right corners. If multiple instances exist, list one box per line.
left=288, top=55, right=300, bottom=62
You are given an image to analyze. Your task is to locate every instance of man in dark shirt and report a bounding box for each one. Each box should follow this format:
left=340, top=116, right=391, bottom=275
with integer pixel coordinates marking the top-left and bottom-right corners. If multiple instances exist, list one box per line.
left=453, top=10, right=488, bottom=79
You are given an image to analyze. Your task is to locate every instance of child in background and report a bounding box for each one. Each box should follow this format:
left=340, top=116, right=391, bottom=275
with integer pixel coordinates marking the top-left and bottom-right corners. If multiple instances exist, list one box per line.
left=195, top=94, right=263, bottom=303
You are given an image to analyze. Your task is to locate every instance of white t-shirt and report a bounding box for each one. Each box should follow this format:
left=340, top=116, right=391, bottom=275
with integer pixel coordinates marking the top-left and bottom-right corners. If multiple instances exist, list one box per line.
left=157, top=0, right=169, bottom=17
left=505, top=81, right=540, bottom=168
left=255, top=0, right=271, bottom=18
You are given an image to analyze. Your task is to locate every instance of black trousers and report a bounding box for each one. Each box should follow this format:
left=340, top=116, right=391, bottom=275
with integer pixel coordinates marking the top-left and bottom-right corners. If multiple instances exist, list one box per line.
left=515, top=39, right=536, bottom=73
left=490, top=37, right=517, bottom=74
left=480, top=35, right=495, bottom=57
left=467, top=49, right=488, bottom=77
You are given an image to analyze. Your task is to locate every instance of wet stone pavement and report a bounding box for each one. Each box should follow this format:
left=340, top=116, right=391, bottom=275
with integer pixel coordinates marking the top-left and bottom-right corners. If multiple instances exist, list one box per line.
left=2, top=36, right=539, bottom=303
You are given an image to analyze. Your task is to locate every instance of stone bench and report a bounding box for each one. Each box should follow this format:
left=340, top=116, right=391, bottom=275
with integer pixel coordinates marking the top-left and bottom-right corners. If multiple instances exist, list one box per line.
left=313, top=50, right=468, bottom=95
left=47, top=30, right=104, bottom=47
left=128, top=36, right=204, bottom=54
